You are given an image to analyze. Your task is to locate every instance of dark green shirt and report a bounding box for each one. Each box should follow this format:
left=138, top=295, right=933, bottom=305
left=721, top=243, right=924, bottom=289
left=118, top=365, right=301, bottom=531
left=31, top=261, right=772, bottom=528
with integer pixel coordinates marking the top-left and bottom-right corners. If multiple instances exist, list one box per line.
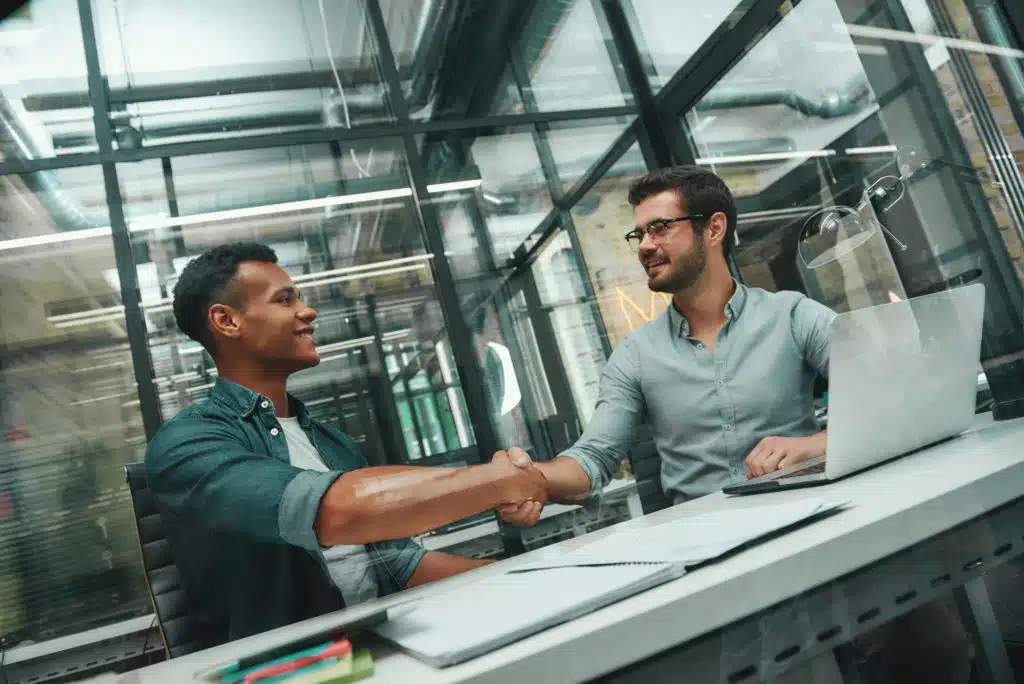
left=145, top=378, right=425, bottom=644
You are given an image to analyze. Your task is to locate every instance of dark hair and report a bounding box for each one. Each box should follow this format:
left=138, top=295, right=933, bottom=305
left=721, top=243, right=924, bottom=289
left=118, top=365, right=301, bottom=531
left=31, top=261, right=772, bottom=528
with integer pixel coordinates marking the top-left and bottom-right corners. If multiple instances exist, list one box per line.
left=627, top=166, right=737, bottom=260
left=172, top=242, right=278, bottom=350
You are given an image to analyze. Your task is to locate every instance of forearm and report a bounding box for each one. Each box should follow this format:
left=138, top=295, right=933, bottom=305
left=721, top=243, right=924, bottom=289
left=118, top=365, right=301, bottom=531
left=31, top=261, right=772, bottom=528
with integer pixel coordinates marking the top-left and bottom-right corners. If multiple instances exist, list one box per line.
left=811, top=428, right=828, bottom=456
left=315, top=464, right=525, bottom=546
left=406, top=551, right=494, bottom=588
left=536, top=456, right=592, bottom=504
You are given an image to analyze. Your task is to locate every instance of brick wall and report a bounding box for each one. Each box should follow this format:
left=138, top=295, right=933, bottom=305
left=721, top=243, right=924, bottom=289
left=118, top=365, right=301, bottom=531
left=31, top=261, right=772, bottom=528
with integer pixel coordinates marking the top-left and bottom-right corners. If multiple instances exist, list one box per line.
left=940, top=0, right=1024, bottom=285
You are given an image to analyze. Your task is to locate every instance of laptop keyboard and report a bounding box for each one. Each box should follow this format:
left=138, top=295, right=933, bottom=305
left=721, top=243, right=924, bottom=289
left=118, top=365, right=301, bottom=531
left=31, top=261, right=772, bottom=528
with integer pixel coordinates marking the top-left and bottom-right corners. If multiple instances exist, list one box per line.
left=777, top=461, right=826, bottom=479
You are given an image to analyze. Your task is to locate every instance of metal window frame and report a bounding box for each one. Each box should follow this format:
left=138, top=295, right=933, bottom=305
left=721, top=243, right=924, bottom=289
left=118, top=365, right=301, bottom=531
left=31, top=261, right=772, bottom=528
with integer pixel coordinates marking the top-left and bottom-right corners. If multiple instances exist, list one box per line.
left=77, top=0, right=162, bottom=441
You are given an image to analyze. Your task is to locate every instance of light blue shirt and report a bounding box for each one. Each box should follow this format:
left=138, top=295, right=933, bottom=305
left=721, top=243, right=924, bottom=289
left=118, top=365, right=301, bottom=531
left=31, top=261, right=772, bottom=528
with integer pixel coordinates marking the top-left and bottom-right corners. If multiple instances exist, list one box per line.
left=564, top=283, right=836, bottom=503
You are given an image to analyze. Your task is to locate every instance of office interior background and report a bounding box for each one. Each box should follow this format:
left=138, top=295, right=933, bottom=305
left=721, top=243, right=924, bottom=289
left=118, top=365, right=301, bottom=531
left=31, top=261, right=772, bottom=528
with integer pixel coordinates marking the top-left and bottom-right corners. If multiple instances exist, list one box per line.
left=2, top=0, right=1024, bottom=677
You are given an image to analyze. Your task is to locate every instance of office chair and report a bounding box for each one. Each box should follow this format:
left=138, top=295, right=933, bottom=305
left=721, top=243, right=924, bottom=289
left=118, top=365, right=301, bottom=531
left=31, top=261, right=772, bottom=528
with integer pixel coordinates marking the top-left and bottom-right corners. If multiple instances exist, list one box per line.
left=125, top=462, right=214, bottom=658
left=627, top=425, right=671, bottom=515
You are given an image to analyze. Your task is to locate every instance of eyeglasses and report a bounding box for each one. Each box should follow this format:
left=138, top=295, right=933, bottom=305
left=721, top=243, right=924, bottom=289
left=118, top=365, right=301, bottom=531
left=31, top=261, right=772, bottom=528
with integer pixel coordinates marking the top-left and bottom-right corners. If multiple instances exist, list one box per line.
left=624, top=214, right=704, bottom=249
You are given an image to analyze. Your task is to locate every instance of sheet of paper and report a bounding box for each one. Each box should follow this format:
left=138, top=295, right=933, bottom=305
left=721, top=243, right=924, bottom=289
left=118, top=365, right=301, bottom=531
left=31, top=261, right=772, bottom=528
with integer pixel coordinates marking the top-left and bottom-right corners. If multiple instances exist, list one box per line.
left=512, top=498, right=847, bottom=571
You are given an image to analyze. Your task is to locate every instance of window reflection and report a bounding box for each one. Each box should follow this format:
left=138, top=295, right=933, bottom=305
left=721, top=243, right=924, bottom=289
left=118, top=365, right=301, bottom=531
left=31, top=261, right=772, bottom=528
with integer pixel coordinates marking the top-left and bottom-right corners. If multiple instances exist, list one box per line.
left=90, top=0, right=392, bottom=149
left=569, top=142, right=650, bottom=349
left=542, top=117, right=634, bottom=193
left=517, top=0, right=633, bottom=112
left=0, top=171, right=150, bottom=643
left=624, top=0, right=750, bottom=92
left=0, top=0, right=95, bottom=158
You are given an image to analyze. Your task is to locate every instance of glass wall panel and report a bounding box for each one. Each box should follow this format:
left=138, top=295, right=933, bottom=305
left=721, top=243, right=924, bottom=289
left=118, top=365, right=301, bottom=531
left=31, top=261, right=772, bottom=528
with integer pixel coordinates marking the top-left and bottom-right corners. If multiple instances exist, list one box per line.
left=542, top=117, right=635, bottom=192
left=391, top=0, right=633, bottom=121
left=0, top=0, right=96, bottom=158
left=623, top=0, right=751, bottom=92
left=517, top=0, right=633, bottom=112
left=381, top=0, right=524, bottom=120
left=422, top=128, right=564, bottom=457
left=569, top=142, right=651, bottom=350
left=531, top=229, right=608, bottom=426
left=90, top=0, right=392, bottom=150
left=0, top=169, right=150, bottom=645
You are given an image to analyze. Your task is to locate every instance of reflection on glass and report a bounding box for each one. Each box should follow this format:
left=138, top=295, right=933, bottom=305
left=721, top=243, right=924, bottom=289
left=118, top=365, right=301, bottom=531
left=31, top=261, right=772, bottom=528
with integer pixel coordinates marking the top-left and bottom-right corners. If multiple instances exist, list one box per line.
left=427, top=128, right=552, bottom=266
left=1, top=0, right=95, bottom=158
left=91, top=0, right=391, bottom=149
left=686, top=0, right=880, bottom=198
left=569, top=142, right=649, bottom=349
left=516, top=0, right=633, bottom=112
left=0, top=172, right=150, bottom=644
left=624, top=0, right=748, bottom=92
left=382, top=0, right=524, bottom=120
left=543, top=117, right=634, bottom=192
left=532, top=231, right=608, bottom=425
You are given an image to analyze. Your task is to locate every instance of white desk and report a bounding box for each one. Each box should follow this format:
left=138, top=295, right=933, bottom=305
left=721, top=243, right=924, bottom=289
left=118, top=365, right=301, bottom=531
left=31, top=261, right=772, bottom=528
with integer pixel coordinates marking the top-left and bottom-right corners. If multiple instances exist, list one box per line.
left=117, top=416, right=1024, bottom=684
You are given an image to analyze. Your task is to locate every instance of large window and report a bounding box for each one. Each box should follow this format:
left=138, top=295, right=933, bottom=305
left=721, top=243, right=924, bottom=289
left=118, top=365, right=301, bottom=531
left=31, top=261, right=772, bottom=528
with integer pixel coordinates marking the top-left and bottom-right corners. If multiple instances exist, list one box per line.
left=0, top=169, right=150, bottom=643
left=4, top=0, right=1024, bottom=669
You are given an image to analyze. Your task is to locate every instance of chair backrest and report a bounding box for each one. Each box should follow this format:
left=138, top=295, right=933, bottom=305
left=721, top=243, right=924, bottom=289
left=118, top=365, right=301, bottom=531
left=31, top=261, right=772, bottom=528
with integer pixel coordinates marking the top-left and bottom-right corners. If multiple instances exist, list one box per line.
left=124, top=462, right=211, bottom=658
left=626, top=425, right=671, bottom=515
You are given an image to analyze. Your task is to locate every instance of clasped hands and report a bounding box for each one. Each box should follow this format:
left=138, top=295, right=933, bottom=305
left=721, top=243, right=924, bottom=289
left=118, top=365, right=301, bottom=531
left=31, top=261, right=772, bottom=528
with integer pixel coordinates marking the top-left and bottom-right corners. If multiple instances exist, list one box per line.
left=491, top=447, right=548, bottom=528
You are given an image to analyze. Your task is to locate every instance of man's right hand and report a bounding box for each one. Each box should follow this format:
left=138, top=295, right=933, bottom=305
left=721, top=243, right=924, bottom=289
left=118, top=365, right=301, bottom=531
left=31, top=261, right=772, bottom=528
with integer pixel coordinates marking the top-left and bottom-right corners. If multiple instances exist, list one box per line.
left=492, top=447, right=546, bottom=527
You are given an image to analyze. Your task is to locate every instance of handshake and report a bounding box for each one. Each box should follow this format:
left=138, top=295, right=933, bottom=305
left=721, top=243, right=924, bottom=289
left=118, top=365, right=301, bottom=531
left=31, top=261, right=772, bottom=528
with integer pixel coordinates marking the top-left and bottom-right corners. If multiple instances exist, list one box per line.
left=490, top=447, right=548, bottom=528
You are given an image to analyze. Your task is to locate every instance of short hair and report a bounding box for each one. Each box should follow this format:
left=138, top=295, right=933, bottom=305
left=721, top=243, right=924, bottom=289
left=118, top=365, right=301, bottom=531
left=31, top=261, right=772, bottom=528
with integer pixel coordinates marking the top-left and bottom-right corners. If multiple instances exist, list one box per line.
left=172, top=242, right=278, bottom=351
left=627, top=166, right=738, bottom=260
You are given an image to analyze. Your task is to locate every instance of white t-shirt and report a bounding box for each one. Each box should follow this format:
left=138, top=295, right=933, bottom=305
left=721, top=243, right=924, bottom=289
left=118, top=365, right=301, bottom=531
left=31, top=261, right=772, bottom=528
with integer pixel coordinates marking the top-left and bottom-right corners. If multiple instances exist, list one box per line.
left=278, top=417, right=379, bottom=606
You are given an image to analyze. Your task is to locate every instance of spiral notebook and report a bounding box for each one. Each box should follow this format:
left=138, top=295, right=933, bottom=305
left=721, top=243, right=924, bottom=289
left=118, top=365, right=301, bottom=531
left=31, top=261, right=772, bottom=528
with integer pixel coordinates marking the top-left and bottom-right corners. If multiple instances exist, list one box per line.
left=372, top=562, right=685, bottom=667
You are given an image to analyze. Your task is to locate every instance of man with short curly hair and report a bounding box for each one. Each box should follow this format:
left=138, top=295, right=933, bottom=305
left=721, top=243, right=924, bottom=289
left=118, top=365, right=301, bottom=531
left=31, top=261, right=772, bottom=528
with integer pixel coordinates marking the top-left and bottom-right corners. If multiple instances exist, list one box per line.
left=146, top=242, right=547, bottom=644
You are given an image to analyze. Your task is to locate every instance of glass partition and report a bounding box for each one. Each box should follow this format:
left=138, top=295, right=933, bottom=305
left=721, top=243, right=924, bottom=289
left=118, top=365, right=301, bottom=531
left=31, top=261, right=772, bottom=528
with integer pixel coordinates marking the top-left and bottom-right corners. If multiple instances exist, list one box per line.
left=0, top=168, right=150, bottom=643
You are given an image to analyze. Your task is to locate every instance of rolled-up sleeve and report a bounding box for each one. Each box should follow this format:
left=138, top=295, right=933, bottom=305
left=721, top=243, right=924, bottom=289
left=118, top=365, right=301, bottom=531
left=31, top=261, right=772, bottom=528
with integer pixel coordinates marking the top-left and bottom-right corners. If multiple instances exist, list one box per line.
left=368, top=539, right=427, bottom=593
left=562, top=338, right=645, bottom=495
left=146, top=415, right=341, bottom=552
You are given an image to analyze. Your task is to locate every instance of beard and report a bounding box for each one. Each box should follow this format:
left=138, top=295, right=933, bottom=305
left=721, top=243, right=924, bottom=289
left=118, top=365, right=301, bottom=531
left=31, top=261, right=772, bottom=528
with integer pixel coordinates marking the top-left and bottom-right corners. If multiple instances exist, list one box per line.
left=647, top=231, right=707, bottom=294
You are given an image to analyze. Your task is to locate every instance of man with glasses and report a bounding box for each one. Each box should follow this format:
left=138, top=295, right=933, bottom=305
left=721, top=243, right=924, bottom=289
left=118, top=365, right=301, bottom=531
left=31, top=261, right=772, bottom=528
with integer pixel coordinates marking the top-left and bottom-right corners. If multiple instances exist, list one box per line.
left=497, top=166, right=971, bottom=683
left=500, top=165, right=831, bottom=517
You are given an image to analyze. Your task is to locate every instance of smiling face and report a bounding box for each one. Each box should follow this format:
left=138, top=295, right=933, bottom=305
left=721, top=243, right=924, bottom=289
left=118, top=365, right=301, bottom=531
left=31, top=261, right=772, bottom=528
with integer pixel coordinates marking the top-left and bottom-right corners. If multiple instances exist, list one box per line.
left=208, top=261, right=320, bottom=373
left=634, top=189, right=708, bottom=294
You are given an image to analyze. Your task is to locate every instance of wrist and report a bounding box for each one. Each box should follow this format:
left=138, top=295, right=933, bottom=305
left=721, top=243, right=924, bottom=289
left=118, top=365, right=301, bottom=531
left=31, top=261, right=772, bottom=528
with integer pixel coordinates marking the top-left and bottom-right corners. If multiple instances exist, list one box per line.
left=486, top=461, right=526, bottom=505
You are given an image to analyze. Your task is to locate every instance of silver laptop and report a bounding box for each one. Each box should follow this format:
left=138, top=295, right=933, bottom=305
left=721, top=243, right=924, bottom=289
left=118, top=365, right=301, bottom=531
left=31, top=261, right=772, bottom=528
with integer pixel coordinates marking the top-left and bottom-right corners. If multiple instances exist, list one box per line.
left=724, top=282, right=986, bottom=495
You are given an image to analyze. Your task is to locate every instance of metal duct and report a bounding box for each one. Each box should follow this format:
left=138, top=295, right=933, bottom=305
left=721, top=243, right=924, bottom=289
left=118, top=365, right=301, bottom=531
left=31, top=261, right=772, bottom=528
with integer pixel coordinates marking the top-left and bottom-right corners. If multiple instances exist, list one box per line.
left=0, top=93, right=106, bottom=232
left=696, top=77, right=874, bottom=119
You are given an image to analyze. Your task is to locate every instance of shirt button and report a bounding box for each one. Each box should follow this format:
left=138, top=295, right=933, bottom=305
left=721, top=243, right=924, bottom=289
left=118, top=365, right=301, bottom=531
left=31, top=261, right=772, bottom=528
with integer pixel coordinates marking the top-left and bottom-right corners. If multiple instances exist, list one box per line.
left=270, top=427, right=280, bottom=436
left=261, top=401, right=269, bottom=409
left=716, top=380, right=725, bottom=387
left=724, top=424, right=734, bottom=431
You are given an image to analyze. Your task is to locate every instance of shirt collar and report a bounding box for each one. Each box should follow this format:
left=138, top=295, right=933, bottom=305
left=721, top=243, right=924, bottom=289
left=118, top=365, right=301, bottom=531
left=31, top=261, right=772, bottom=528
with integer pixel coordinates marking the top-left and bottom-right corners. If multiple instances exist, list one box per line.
left=666, top=280, right=748, bottom=338
left=211, top=377, right=313, bottom=427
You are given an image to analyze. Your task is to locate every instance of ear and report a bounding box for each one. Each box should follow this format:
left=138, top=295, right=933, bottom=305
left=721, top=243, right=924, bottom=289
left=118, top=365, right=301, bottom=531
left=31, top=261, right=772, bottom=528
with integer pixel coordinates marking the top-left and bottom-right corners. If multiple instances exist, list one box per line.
left=704, top=211, right=729, bottom=251
left=208, top=303, right=243, bottom=341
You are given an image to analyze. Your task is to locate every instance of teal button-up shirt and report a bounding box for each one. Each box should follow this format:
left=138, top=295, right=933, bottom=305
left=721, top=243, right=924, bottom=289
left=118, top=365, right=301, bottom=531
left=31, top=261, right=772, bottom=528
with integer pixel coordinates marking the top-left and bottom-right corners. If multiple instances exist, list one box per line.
left=145, top=378, right=425, bottom=644
left=565, top=284, right=835, bottom=503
